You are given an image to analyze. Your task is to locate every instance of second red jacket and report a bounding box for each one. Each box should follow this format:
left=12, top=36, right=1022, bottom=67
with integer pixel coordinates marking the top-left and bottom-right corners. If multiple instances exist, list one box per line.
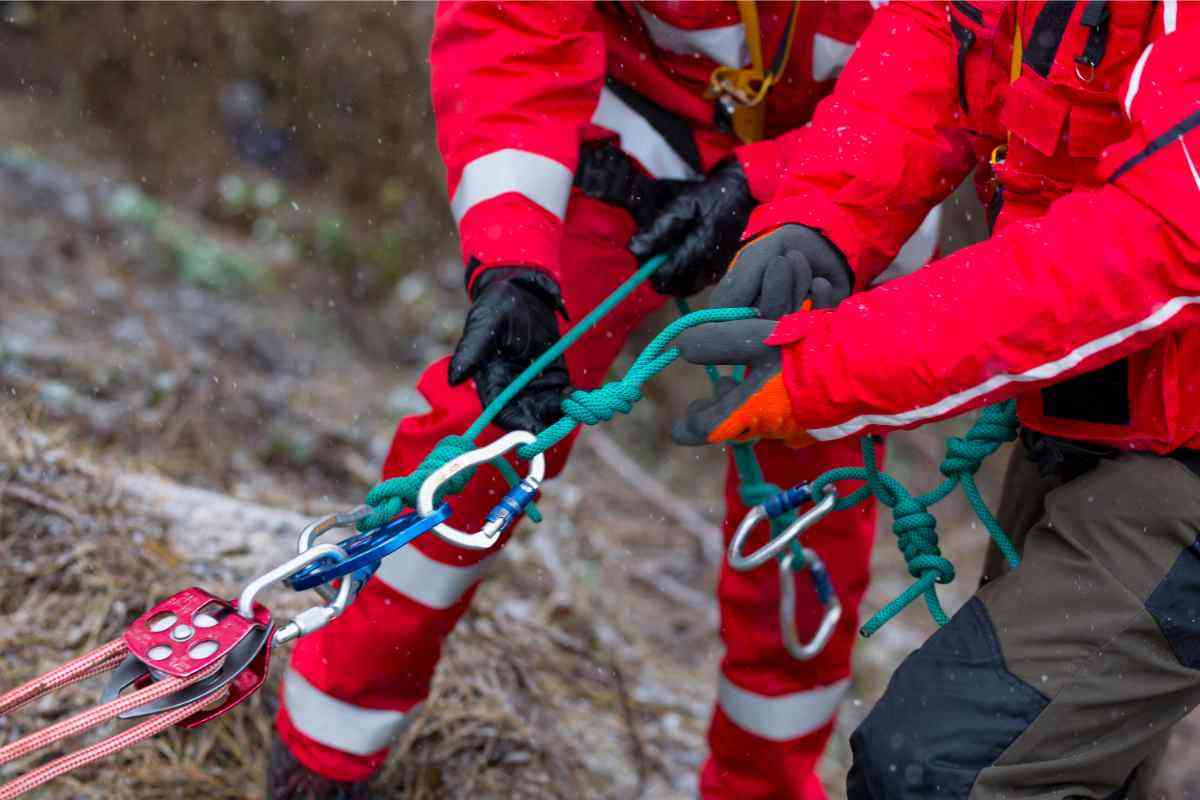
left=430, top=1, right=873, bottom=287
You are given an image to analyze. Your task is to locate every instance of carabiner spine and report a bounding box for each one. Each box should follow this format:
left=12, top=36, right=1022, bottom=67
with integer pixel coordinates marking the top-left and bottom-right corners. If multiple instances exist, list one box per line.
left=779, top=548, right=842, bottom=661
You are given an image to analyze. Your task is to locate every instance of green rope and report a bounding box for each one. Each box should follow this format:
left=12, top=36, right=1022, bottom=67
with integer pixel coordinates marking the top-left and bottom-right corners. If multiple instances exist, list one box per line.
left=674, top=299, right=809, bottom=571
left=808, top=401, right=1020, bottom=636
left=358, top=251, right=1021, bottom=642
left=358, top=254, right=757, bottom=532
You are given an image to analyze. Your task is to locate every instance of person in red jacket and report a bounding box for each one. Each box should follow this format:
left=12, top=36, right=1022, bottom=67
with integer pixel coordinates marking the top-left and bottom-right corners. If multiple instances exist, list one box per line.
left=266, top=3, right=951, bottom=798
left=673, top=1, right=1200, bottom=796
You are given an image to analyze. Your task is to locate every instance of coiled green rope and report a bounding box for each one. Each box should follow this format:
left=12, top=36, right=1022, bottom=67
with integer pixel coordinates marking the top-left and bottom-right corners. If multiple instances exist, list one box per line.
left=809, top=401, right=1020, bottom=636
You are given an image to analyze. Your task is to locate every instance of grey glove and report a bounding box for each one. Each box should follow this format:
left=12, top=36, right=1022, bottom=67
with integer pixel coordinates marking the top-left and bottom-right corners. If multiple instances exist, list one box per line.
left=670, top=318, right=780, bottom=446
left=711, top=224, right=852, bottom=319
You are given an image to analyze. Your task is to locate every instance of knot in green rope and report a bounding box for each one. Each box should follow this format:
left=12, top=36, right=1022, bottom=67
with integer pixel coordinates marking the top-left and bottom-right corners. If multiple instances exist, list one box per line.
left=561, top=382, right=643, bottom=425
left=891, top=495, right=953, bottom=584
left=356, top=434, right=477, bottom=531
left=939, top=401, right=1018, bottom=480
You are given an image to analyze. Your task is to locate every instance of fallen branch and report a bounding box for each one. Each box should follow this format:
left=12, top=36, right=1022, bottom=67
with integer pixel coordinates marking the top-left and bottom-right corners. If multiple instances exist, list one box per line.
left=112, top=471, right=314, bottom=570
left=0, top=483, right=84, bottom=529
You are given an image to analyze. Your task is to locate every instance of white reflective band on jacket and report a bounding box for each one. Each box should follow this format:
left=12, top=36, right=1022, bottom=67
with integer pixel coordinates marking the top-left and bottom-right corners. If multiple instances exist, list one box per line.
left=283, top=668, right=415, bottom=756
left=373, top=544, right=496, bottom=610
left=450, top=148, right=573, bottom=224
left=592, top=87, right=701, bottom=181
left=808, top=292, right=1200, bottom=442
left=717, top=675, right=851, bottom=742
left=812, top=32, right=857, bottom=82
left=1124, top=44, right=1154, bottom=117
left=872, top=205, right=942, bottom=285
left=636, top=5, right=748, bottom=68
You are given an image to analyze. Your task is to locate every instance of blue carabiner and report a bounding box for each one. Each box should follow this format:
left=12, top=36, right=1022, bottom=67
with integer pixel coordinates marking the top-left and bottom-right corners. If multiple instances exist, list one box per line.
left=285, top=504, right=453, bottom=593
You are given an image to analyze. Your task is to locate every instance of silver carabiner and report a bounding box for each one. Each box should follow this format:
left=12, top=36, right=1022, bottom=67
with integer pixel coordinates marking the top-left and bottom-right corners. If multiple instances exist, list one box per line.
left=295, top=506, right=372, bottom=603
left=779, top=547, right=842, bottom=661
left=238, top=543, right=354, bottom=646
left=727, top=484, right=838, bottom=572
left=417, top=430, right=546, bottom=550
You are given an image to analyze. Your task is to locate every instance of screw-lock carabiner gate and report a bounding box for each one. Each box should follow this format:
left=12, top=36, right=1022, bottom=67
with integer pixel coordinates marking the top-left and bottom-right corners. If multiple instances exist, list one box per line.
left=727, top=483, right=838, bottom=572
left=417, top=430, right=547, bottom=550
left=239, top=543, right=353, bottom=645
left=727, top=480, right=841, bottom=661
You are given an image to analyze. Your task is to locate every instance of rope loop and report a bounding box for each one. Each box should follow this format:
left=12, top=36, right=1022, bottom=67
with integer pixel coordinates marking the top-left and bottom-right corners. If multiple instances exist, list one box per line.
left=940, top=400, right=1018, bottom=479
left=357, top=434, right=477, bottom=531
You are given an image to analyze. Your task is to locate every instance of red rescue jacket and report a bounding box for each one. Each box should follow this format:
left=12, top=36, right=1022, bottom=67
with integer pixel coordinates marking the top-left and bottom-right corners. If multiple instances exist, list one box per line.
left=748, top=0, right=1200, bottom=454
left=429, top=0, right=873, bottom=287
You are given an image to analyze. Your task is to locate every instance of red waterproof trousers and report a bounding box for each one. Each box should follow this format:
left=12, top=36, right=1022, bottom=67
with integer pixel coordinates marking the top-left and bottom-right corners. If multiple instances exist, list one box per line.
left=277, top=195, right=877, bottom=799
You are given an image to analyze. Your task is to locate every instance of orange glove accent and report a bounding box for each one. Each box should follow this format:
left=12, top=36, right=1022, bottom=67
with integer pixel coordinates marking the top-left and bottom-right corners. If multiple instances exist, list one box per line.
left=706, top=373, right=816, bottom=448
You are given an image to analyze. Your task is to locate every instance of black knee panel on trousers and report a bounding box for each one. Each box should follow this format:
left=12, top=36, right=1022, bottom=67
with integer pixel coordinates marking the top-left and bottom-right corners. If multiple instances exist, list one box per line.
left=1146, top=536, right=1200, bottom=669
left=846, top=598, right=1049, bottom=799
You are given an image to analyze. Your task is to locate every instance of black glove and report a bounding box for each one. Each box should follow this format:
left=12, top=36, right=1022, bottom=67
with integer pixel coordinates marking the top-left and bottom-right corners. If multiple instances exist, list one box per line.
left=448, top=267, right=570, bottom=433
left=628, top=159, right=754, bottom=298
left=710, top=224, right=853, bottom=319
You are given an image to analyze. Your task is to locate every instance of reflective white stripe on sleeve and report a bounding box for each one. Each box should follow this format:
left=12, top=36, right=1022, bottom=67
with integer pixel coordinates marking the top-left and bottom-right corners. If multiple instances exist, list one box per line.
left=592, top=87, right=700, bottom=181
left=1181, top=139, right=1200, bottom=193
left=718, top=676, right=850, bottom=742
left=812, top=33, right=857, bottom=82
left=450, top=148, right=573, bottom=225
left=808, top=293, right=1200, bottom=442
left=283, top=668, right=413, bottom=756
left=1124, top=44, right=1155, bottom=118
left=1164, top=0, right=1178, bottom=34
left=636, top=6, right=747, bottom=68
left=871, top=206, right=942, bottom=285
left=374, top=544, right=496, bottom=610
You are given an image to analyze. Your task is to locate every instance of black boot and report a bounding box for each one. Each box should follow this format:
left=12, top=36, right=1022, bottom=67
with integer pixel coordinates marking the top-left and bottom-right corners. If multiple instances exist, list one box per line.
left=266, top=735, right=372, bottom=800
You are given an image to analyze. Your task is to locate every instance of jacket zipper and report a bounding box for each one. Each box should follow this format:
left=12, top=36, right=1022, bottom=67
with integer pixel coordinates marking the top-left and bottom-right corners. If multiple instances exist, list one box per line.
left=950, top=16, right=976, bottom=113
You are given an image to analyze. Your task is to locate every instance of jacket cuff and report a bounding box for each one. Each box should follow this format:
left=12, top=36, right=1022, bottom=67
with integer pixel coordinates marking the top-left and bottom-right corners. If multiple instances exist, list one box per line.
left=765, top=311, right=842, bottom=436
left=457, top=194, right=564, bottom=287
left=734, top=139, right=784, bottom=203
left=745, top=195, right=888, bottom=287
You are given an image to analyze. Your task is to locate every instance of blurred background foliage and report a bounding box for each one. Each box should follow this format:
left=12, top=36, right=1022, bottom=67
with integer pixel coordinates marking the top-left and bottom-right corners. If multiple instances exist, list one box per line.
left=2, top=1, right=454, bottom=319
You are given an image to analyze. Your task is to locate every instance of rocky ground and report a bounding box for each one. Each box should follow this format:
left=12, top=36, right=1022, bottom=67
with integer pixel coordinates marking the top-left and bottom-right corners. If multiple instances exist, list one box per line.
left=1, top=7, right=1198, bottom=798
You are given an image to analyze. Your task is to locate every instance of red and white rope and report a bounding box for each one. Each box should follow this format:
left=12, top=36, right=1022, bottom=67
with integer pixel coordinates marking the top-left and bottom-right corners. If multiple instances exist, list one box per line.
left=0, top=685, right=229, bottom=800
left=0, top=659, right=222, bottom=765
left=0, top=640, right=128, bottom=716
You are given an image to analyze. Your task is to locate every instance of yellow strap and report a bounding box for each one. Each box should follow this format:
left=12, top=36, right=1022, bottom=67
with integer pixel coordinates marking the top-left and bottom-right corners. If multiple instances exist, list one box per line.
left=1010, top=20, right=1023, bottom=83
left=737, top=0, right=765, bottom=76
left=991, top=18, right=1024, bottom=164
left=708, top=1, right=800, bottom=143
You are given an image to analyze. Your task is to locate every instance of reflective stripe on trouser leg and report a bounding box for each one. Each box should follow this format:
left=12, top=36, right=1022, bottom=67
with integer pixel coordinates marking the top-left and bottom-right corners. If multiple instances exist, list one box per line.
left=717, top=676, right=850, bottom=743
left=703, top=437, right=877, bottom=800
left=283, top=668, right=414, bottom=756
left=373, top=540, right=497, bottom=610
left=278, top=198, right=666, bottom=783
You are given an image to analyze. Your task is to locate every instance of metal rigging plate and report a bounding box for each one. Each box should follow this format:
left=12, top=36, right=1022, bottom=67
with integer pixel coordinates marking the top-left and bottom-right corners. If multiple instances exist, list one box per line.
left=103, top=621, right=273, bottom=720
